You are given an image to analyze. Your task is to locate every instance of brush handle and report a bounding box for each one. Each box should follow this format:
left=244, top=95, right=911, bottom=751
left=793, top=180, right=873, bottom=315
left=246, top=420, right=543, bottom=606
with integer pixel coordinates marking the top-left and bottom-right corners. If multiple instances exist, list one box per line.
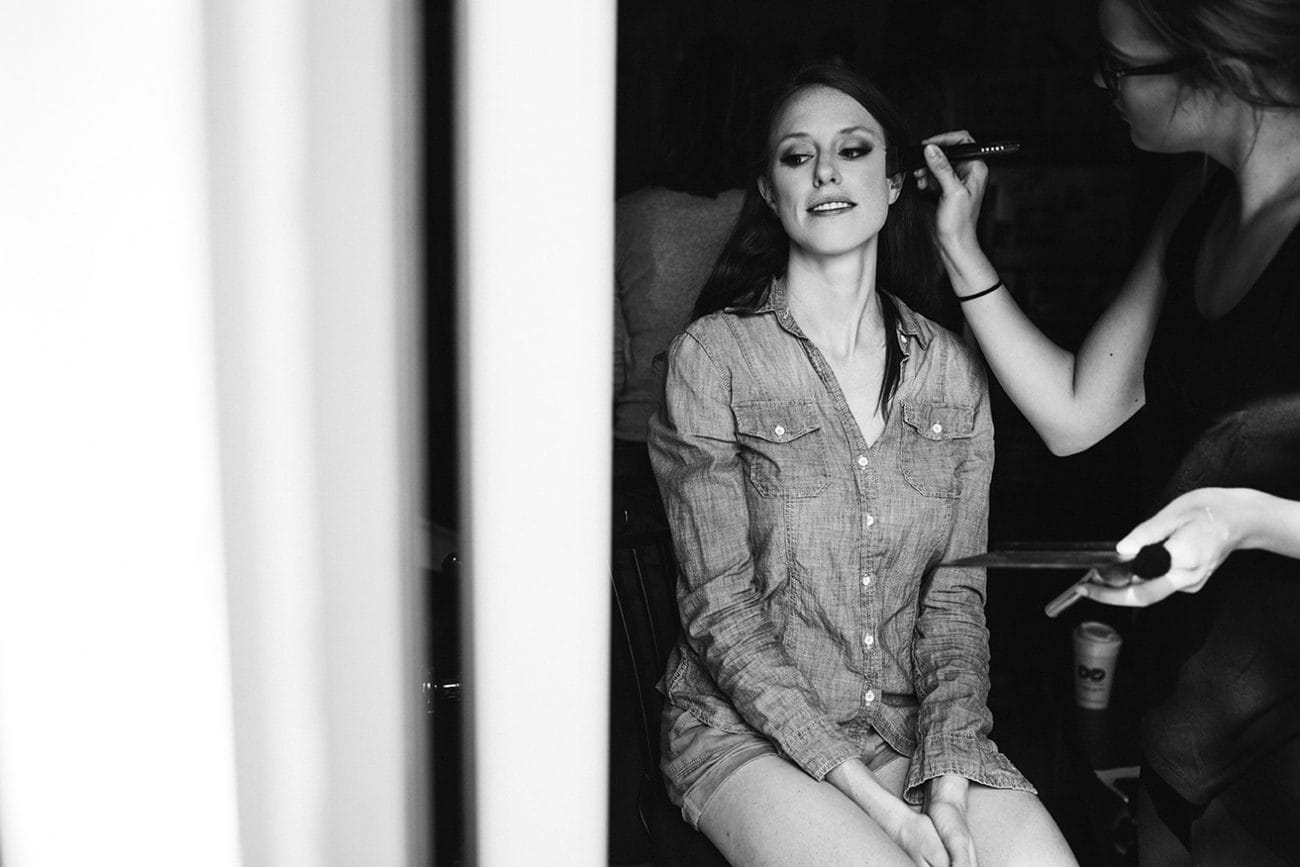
left=1044, top=579, right=1089, bottom=618
left=889, top=139, right=1023, bottom=175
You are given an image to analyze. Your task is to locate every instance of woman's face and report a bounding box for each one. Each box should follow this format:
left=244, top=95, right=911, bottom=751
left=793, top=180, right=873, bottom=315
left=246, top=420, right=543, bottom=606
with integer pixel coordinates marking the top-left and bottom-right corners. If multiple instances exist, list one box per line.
left=758, top=85, right=898, bottom=259
left=1098, top=0, right=1213, bottom=152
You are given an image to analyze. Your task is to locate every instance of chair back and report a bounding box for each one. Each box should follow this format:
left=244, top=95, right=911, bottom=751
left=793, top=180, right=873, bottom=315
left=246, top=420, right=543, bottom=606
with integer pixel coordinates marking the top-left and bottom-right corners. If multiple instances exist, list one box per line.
left=609, top=475, right=729, bottom=866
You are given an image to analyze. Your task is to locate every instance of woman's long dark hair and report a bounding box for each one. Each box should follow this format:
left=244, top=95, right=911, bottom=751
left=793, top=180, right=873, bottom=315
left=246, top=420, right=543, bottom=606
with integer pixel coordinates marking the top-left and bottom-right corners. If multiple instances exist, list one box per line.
left=690, top=63, right=946, bottom=410
left=692, top=64, right=943, bottom=322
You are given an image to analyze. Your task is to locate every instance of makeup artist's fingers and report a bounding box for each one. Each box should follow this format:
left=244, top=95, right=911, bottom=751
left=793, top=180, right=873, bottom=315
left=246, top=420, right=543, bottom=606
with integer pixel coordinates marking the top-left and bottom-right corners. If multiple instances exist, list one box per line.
left=1116, top=499, right=1191, bottom=558
left=1079, top=575, right=1181, bottom=607
left=927, top=145, right=988, bottom=247
left=914, top=130, right=975, bottom=190
left=1117, top=488, right=1238, bottom=559
left=1081, top=559, right=1215, bottom=607
left=920, top=130, right=975, bottom=146
left=1115, top=490, right=1238, bottom=601
left=922, top=144, right=962, bottom=194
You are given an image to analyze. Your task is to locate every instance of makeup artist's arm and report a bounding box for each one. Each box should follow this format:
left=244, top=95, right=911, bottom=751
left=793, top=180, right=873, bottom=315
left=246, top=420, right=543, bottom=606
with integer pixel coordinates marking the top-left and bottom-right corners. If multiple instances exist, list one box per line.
left=918, top=133, right=1200, bottom=456
left=1082, top=487, right=1300, bottom=607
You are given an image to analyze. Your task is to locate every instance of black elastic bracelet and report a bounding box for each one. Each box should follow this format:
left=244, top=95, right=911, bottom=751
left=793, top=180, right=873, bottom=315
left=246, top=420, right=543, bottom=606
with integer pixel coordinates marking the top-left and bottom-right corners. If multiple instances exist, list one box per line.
left=958, top=280, right=1004, bottom=303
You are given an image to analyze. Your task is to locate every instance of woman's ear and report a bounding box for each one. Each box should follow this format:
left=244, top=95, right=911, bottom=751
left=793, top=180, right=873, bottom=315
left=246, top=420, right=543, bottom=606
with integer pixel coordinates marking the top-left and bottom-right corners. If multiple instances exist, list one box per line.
left=757, top=176, right=777, bottom=212
left=887, top=173, right=903, bottom=205
left=1210, top=56, right=1259, bottom=102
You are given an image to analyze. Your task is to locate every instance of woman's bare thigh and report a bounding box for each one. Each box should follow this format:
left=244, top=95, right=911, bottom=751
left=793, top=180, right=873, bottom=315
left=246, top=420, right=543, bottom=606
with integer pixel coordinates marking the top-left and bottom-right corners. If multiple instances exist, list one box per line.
left=965, top=784, right=1078, bottom=866
left=697, top=755, right=914, bottom=867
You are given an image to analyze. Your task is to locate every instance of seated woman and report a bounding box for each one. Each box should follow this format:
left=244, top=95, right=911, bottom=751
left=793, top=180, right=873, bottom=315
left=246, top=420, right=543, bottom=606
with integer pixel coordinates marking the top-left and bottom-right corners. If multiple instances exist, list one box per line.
left=646, top=63, right=1076, bottom=866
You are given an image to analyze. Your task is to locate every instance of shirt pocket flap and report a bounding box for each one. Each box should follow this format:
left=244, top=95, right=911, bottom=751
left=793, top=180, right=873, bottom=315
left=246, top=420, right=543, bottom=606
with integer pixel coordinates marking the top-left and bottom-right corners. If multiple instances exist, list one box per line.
left=902, top=402, right=975, bottom=441
left=733, top=400, right=821, bottom=443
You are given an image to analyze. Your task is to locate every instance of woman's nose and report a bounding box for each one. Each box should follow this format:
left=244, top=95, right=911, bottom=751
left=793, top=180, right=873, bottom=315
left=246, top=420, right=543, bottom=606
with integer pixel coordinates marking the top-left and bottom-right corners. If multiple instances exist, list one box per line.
left=813, top=154, right=839, bottom=186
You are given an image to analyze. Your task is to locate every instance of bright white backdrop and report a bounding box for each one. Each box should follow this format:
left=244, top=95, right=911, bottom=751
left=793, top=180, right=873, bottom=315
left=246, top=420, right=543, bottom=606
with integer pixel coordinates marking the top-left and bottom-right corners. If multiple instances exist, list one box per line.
left=458, top=0, right=616, bottom=864
left=0, top=0, right=425, bottom=865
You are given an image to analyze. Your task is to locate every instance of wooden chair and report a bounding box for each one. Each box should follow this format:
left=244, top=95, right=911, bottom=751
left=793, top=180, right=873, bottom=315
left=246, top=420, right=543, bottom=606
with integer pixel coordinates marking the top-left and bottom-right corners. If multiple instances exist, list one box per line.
left=609, top=492, right=728, bottom=866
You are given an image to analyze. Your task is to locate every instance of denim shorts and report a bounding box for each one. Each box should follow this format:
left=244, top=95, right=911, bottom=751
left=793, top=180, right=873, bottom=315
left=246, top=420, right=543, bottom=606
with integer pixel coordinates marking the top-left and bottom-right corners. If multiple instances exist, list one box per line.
left=661, top=702, right=908, bottom=829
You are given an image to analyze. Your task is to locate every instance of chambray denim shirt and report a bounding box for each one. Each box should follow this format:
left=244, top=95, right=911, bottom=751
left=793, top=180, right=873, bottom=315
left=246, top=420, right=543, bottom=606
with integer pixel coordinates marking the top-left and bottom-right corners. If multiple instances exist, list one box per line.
left=647, top=281, right=1032, bottom=805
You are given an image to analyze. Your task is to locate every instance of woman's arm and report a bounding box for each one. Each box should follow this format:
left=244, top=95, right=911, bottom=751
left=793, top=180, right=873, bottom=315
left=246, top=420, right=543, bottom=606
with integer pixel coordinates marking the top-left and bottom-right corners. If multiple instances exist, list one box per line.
left=904, top=371, right=995, bottom=865
left=908, top=370, right=998, bottom=790
left=920, top=137, right=1201, bottom=455
left=646, top=329, right=859, bottom=780
left=1082, top=487, right=1300, bottom=607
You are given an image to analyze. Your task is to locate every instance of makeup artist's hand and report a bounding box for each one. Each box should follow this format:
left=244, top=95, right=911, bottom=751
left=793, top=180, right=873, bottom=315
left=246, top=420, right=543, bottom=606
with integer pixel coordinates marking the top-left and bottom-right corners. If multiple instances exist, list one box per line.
left=916, top=131, right=989, bottom=256
left=1080, top=488, right=1249, bottom=607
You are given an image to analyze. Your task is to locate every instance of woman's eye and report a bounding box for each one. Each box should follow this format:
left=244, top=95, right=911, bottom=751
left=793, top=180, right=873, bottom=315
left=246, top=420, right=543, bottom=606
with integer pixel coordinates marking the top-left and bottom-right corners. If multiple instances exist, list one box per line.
left=779, top=152, right=812, bottom=166
left=840, top=146, right=871, bottom=159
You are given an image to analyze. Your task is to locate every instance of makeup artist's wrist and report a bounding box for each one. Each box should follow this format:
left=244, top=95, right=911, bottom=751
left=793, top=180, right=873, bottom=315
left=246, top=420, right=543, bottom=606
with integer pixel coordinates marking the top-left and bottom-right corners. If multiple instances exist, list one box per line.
left=937, top=247, right=999, bottom=299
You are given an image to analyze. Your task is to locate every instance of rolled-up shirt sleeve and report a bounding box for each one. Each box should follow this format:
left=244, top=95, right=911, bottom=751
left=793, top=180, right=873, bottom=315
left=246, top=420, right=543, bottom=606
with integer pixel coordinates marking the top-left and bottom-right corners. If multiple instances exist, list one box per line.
left=905, top=370, right=1032, bottom=802
left=647, top=329, right=860, bottom=780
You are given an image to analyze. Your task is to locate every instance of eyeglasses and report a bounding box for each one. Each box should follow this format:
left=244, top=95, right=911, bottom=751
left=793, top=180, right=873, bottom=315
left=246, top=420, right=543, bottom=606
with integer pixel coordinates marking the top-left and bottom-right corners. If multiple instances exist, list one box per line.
left=1096, top=50, right=1199, bottom=97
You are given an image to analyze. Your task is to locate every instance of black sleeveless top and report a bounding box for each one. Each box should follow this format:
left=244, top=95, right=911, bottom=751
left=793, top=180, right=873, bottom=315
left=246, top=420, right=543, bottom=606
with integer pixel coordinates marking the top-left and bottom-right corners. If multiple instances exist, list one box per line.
left=1139, top=170, right=1300, bottom=491
left=1132, top=169, right=1300, bottom=804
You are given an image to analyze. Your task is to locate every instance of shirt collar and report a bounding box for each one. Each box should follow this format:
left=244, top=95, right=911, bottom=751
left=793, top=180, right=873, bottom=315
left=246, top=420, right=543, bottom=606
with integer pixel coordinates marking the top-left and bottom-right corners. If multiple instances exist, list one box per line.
left=745, top=277, right=932, bottom=351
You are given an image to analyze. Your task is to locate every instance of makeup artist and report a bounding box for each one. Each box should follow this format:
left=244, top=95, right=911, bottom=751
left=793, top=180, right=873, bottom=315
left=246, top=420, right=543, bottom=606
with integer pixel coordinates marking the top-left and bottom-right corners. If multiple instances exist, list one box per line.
left=917, top=0, right=1300, bottom=861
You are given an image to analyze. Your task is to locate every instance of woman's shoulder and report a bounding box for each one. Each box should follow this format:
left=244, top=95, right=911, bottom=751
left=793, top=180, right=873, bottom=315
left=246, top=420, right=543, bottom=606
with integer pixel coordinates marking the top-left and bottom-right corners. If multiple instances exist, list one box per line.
left=676, top=309, right=748, bottom=348
left=889, top=293, right=988, bottom=396
left=889, top=294, right=972, bottom=356
left=671, top=307, right=785, bottom=369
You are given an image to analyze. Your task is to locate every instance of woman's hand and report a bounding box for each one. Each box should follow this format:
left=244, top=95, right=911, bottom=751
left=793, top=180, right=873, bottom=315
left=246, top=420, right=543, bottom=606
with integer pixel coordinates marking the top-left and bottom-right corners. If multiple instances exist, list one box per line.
left=886, top=808, right=953, bottom=867
left=916, top=131, right=989, bottom=258
left=925, top=775, right=978, bottom=867
left=1081, top=488, right=1251, bottom=607
left=826, top=759, right=951, bottom=865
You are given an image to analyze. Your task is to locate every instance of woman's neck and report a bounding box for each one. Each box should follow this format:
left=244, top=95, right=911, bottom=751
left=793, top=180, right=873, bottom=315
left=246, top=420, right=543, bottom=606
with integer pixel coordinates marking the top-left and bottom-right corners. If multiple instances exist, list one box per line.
left=785, top=244, right=885, bottom=358
left=1214, top=104, right=1300, bottom=219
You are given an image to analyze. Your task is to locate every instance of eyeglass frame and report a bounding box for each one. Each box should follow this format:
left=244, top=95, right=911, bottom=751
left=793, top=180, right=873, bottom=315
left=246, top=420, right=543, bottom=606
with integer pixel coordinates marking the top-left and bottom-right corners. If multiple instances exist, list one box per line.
left=1096, top=49, right=1200, bottom=97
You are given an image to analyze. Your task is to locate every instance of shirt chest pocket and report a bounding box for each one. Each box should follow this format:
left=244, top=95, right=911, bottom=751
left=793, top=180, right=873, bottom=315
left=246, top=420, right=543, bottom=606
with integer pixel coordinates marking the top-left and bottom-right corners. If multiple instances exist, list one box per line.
left=898, top=401, right=975, bottom=498
left=733, top=400, right=830, bottom=499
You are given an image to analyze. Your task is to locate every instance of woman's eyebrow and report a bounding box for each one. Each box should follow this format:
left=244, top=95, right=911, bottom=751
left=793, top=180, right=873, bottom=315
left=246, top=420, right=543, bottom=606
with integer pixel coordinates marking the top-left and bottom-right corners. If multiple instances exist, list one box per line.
left=776, top=126, right=877, bottom=145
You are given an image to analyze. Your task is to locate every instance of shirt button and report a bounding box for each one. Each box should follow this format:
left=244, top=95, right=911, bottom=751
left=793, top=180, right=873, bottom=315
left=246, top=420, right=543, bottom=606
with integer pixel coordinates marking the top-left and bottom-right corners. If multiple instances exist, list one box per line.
left=861, top=573, right=873, bottom=587
left=931, top=422, right=943, bottom=434
left=863, top=634, right=875, bottom=647
left=865, top=514, right=875, bottom=527
left=774, top=425, right=785, bottom=436
left=857, top=455, right=869, bottom=467
left=865, top=689, right=876, bottom=703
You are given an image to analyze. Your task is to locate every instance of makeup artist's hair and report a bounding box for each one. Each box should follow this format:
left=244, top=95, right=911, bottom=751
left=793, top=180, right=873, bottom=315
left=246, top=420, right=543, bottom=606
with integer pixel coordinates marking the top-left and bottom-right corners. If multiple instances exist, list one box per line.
left=691, top=63, right=945, bottom=410
left=692, top=63, right=941, bottom=322
left=1127, top=0, right=1300, bottom=108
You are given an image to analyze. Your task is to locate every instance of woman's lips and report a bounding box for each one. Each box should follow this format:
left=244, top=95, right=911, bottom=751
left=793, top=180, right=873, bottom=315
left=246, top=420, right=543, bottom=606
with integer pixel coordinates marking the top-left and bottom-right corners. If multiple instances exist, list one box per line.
left=807, top=200, right=855, bottom=214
